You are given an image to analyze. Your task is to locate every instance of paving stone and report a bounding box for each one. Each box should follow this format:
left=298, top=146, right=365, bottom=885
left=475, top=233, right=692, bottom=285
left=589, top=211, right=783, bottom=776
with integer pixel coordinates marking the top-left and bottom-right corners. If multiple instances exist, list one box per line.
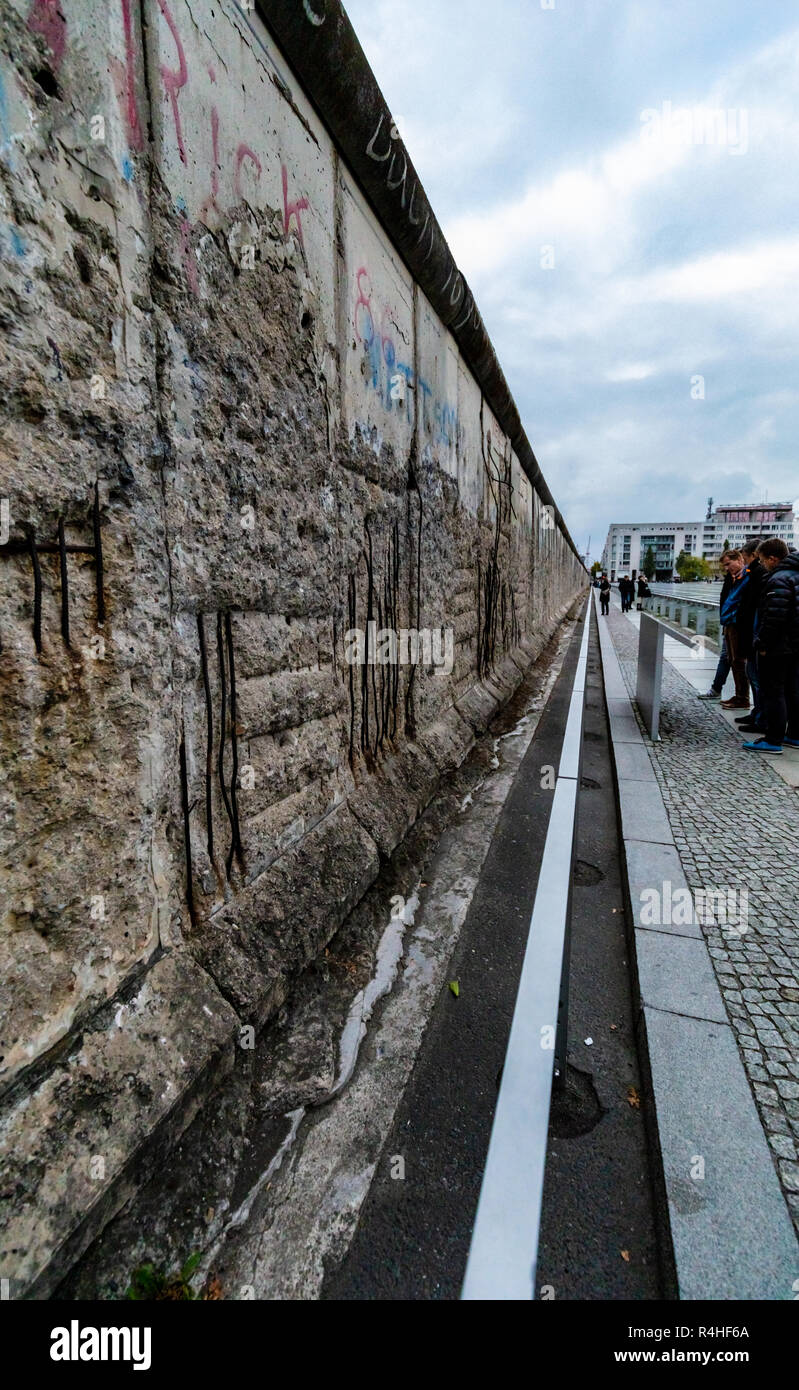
left=778, top=1161, right=799, bottom=1192
left=762, top=1108, right=791, bottom=1135
left=769, top=1134, right=797, bottom=1161
left=605, top=603, right=799, bottom=1228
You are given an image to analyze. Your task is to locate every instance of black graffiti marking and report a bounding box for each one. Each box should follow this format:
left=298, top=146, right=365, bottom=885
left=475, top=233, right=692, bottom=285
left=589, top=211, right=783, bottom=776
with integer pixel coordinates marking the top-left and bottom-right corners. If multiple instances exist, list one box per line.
left=57, top=516, right=70, bottom=646
left=477, top=401, right=519, bottom=679
left=179, top=723, right=197, bottom=928
left=224, top=610, right=244, bottom=877
left=363, top=522, right=375, bottom=756
left=93, top=481, right=105, bottom=624
left=28, top=531, right=42, bottom=654
left=346, top=518, right=402, bottom=770
left=197, top=613, right=215, bottom=865
left=0, top=507, right=102, bottom=652
left=347, top=571, right=357, bottom=769
left=215, top=612, right=237, bottom=883
left=404, top=486, right=423, bottom=738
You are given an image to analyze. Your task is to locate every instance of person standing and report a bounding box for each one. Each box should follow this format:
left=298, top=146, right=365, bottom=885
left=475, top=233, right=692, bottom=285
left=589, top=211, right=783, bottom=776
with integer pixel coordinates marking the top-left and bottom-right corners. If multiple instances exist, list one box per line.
left=599, top=574, right=611, bottom=615
left=636, top=575, right=650, bottom=610
left=718, top=550, right=751, bottom=710
left=742, top=538, right=799, bottom=754
left=697, top=551, right=735, bottom=699
left=734, top=539, right=767, bottom=735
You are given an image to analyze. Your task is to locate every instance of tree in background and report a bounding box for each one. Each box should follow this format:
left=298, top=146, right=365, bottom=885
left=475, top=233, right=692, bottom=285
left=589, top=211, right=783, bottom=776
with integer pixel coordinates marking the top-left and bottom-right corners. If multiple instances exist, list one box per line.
left=590, top=560, right=602, bottom=579
left=643, top=545, right=656, bottom=579
left=675, top=549, right=712, bottom=582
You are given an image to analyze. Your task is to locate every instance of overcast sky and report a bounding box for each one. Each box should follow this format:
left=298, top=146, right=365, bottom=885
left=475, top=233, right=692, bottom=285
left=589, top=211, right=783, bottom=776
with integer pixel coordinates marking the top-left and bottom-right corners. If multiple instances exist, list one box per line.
left=343, top=0, right=799, bottom=561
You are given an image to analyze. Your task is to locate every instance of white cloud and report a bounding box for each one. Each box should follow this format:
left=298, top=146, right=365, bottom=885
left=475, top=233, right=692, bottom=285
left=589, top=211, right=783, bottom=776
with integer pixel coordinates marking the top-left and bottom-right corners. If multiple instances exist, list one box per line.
left=605, top=362, right=656, bottom=382
left=637, top=237, right=799, bottom=304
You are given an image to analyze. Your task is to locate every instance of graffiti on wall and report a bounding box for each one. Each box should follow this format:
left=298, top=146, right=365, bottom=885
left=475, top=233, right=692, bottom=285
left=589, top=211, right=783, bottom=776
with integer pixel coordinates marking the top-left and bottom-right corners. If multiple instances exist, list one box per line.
left=353, top=266, right=460, bottom=450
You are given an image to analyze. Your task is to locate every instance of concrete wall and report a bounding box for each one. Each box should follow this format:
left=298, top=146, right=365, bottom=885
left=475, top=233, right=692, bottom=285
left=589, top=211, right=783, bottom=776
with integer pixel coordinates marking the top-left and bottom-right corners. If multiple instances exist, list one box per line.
left=0, top=0, right=584, bottom=1294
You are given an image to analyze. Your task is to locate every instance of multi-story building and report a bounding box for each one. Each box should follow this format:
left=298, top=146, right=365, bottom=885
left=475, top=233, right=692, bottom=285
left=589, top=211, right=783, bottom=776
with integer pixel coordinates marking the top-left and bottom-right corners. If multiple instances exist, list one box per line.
left=601, top=502, right=798, bottom=580
left=601, top=521, right=701, bottom=580
left=701, top=503, right=796, bottom=560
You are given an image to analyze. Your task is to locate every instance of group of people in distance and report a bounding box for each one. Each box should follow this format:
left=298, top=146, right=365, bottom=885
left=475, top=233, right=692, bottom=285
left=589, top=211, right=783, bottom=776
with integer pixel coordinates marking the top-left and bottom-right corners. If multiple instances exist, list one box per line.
left=598, top=572, right=649, bottom=615
left=697, top=537, right=799, bottom=755
left=594, top=536, right=799, bottom=755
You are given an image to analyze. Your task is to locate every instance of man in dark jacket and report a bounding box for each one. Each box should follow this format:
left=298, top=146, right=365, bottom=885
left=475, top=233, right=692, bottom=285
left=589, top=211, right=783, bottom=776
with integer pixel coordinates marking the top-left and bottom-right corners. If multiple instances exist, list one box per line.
left=718, top=549, right=751, bottom=709
left=742, top=538, right=799, bottom=754
left=733, top=539, right=767, bottom=734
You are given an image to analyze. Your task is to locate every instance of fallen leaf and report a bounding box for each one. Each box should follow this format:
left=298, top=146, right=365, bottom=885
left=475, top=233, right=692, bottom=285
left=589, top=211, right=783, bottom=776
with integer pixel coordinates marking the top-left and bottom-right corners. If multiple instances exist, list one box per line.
left=610, top=1023, right=618, bottom=1031
left=621, top=1250, right=630, bottom=1262
left=627, top=1086, right=641, bottom=1109
left=449, top=980, right=460, bottom=998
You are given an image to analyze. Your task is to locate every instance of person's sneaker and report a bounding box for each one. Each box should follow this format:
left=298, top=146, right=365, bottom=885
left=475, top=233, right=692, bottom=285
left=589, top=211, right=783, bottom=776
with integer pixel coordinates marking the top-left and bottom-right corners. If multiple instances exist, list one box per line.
left=734, top=714, right=753, bottom=723
left=721, top=697, right=750, bottom=709
left=697, top=689, right=721, bottom=699
left=784, top=738, right=799, bottom=748
left=737, top=720, right=761, bottom=733
left=742, top=738, right=782, bottom=754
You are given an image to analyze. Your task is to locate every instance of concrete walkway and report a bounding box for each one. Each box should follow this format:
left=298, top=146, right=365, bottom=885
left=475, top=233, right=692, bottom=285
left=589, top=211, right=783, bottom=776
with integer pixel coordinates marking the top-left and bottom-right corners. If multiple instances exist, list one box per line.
left=599, top=592, right=799, bottom=1297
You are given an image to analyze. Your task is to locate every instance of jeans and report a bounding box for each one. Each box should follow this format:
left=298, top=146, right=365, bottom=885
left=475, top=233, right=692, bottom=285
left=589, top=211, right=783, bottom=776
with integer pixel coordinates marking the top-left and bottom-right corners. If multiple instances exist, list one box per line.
left=711, top=636, right=731, bottom=694
left=725, top=626, right=750, bottom=703
left=758, top=650, right=799, bottom=745
left=746, top=654, right=763, bottom=727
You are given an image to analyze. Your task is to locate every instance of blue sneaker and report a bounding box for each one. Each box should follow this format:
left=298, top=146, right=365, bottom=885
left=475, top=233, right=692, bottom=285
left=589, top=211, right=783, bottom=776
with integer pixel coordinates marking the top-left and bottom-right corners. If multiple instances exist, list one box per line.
left=742, top=738, right=782, bottom=754
left=784, top=738, right=799, bottom=748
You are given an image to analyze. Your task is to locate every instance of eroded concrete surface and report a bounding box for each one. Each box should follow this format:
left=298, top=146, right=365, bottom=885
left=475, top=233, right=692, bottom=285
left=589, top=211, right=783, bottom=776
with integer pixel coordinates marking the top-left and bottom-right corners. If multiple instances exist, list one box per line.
left=0, top=0, right=584, bottom=1295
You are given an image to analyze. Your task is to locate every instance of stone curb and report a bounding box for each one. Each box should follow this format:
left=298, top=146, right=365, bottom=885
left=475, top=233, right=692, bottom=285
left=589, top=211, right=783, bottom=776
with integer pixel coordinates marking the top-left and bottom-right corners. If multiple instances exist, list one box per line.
left=595, top=592, right=799, bottom=1300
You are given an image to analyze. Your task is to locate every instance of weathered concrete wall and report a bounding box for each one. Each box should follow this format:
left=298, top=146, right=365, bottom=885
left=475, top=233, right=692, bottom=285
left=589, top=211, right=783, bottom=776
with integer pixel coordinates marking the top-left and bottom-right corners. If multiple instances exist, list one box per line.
left=0, top=0, right=585, bottom=1294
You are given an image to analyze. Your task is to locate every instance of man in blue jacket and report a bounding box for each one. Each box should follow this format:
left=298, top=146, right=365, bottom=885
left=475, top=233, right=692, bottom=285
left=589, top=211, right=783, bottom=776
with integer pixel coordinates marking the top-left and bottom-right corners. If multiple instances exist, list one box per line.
left=742, top=538, right=799, bottom=754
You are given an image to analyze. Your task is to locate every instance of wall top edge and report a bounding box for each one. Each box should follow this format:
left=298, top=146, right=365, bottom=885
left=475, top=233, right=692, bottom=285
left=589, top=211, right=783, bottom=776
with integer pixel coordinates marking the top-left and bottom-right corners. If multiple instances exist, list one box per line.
left=256, top=0, right=584, bottom=568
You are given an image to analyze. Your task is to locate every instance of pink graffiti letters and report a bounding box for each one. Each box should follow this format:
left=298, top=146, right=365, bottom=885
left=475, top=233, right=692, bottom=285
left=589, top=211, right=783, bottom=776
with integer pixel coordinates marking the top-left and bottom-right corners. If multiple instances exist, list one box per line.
left=234, top=144, right=262, bottom=200
left=158, top=0, right=189, bottom=164
left=282, top=163, right=309, bottom=249
left=109, top=0, right=144, bottom=151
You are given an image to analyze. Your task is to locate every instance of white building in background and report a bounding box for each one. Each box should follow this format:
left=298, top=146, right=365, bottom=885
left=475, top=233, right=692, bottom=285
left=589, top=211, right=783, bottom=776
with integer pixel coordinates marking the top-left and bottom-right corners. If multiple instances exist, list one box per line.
left=601, top=501, right=798, bottom=580
left=601, top=521, right=702, bottom=580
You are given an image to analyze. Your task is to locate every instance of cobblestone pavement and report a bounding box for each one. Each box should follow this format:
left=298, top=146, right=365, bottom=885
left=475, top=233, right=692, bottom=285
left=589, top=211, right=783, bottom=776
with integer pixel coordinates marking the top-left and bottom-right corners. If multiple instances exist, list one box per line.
left=604, top=603, right=799, bottom=1234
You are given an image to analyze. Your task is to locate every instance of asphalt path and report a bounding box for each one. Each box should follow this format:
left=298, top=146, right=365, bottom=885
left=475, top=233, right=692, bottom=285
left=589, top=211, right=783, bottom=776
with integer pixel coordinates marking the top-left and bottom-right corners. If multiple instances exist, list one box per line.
left=323, top=606, right=664, bottom=1300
